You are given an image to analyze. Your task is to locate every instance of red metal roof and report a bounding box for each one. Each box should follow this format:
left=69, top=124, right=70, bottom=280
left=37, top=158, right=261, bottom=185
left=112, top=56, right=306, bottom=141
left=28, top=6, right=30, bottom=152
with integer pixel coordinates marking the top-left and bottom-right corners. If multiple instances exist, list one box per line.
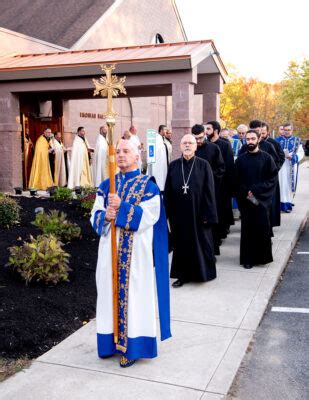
left=0, top=40, right=215, bottom=71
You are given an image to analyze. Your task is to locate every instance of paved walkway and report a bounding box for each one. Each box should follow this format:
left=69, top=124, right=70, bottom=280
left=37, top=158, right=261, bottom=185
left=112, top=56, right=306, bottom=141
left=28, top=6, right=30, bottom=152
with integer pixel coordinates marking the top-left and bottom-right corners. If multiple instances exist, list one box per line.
left=2, top=163, right=308, bottom=400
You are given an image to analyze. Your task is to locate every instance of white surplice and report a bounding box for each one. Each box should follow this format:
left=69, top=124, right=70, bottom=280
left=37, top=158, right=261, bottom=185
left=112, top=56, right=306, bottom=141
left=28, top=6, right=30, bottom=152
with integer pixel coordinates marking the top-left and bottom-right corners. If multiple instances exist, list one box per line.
left=51, top=138, right=67, bottom=187
left=277, top=135, right=304, bottom=211
left=90, top=170, right=171, bottom=360
left=92, top=134, right=109, bottom=187
left=67, top=135, right=93, bottom=188
left=147, top=133, right=168, bottom=191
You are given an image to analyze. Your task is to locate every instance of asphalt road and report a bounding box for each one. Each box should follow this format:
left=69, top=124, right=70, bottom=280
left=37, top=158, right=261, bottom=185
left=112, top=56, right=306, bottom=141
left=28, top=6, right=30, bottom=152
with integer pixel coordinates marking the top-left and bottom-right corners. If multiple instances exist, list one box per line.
left=228, top=221, right=309, bottom=400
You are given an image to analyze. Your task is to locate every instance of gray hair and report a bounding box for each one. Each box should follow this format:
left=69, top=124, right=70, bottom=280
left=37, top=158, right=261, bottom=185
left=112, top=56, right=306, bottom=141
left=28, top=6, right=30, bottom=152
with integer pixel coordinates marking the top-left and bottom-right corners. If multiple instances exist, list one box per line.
left=180, top=133, right=196, bottom=144
left=237, top=124, right=248, bottom=131
left=117, top=139, right=139, bottom=156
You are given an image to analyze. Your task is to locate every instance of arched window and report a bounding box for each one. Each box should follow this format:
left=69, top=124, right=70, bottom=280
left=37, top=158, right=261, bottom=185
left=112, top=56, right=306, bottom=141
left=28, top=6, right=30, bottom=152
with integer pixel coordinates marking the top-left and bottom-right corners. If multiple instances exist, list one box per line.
left=156, top=33, right=164, bottom=43
left=152, top=33, right=164, bottom=44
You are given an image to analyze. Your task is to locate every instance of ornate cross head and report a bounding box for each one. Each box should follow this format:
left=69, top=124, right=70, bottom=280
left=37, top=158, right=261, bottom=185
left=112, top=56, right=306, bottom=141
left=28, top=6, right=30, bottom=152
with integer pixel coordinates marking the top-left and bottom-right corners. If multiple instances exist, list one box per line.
left=92, top=64, right=127, bottom=122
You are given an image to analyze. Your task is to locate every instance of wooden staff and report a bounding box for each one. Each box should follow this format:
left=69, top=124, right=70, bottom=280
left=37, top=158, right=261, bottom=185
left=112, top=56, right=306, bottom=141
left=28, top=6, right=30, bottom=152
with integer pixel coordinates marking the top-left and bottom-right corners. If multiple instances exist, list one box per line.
left=93, top=64, right=127, bottom=344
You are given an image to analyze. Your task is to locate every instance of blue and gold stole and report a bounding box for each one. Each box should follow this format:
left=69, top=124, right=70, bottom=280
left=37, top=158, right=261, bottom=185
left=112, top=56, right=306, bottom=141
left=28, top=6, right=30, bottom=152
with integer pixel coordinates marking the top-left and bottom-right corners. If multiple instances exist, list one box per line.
left=115, top=173, right=151, bottom=353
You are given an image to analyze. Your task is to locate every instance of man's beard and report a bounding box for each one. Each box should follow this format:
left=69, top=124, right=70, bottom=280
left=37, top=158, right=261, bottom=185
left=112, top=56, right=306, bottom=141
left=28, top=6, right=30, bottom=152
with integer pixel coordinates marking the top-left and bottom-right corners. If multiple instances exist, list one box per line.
left=248, top=143, right=258, bottom=151
left=207, top=133, right=214, bottom=140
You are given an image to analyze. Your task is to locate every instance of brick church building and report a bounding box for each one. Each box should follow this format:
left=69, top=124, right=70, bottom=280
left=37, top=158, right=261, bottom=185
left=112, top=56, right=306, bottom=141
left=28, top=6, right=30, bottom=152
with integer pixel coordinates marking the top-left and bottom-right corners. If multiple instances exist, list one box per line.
left=0, top=0, right=226, bottom=190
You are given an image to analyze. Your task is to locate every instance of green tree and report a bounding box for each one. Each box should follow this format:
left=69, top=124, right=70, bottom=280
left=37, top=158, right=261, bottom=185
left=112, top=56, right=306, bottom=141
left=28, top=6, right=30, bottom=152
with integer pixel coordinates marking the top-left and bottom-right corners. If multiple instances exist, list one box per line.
left=278, top=59, right=309, bottom=137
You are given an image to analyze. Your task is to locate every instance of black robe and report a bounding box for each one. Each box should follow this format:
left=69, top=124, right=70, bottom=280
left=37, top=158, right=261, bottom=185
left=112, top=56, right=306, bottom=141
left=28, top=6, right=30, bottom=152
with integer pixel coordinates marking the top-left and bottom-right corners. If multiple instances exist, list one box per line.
left=234, top=150, right=278, bottom=266
left=196, top=141, right=225, bottom=255
left=239, top=139, right=281, bottom=228
left=267, top=137, right=285, bottom=226
left=164, top=156, right=218, bottom=282
left=212, top=138, right=235, bottom=238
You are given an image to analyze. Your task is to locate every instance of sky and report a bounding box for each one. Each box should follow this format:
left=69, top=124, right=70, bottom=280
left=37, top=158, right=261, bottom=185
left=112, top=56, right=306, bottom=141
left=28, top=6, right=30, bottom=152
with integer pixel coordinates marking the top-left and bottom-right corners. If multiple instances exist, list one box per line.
left=176, top=0, right=309, bottom=83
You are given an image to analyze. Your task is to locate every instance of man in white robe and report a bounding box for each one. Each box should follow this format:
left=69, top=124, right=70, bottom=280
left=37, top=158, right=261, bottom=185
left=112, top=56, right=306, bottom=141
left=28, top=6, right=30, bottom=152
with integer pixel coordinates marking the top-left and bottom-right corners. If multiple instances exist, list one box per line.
left=276, top=123, right=304, bottom=212
left=147, top=125, right=169, bottom=192
left=164, top=129, right=173, bottom=164
left=129, top=125, right=142, bottom=169
left=90, top=139, right=171, bottom=367
left=92, top=126, right=109, bottom=187
left=67, top=127, right=93, bottom=189
left=51, top=132, right=67, bottom=187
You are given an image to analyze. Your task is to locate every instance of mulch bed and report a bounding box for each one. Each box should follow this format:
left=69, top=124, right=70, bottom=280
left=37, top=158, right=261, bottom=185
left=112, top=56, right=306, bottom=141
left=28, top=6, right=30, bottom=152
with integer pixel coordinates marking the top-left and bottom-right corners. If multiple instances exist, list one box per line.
left=0, top=196, right=99, bottom=359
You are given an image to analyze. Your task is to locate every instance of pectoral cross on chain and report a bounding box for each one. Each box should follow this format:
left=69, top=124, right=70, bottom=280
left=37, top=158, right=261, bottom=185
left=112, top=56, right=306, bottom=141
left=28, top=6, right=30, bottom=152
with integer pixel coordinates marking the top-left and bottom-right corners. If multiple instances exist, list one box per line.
left=182, top=184, right=189, bottom=194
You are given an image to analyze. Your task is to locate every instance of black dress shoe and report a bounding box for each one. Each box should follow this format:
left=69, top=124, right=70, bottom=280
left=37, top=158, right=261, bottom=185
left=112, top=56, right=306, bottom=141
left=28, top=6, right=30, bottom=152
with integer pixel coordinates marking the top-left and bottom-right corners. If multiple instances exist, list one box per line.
left=244, top=264, right=253, bottom=269
left=120, top=356, right=136, bottom=368
left=172, top=279, right=184, bottom=288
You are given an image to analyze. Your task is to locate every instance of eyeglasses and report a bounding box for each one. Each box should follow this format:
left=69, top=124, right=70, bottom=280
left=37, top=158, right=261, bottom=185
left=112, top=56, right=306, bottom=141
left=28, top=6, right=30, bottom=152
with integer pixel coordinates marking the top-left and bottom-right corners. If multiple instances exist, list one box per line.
left=181, top=141, right=196, bottom=145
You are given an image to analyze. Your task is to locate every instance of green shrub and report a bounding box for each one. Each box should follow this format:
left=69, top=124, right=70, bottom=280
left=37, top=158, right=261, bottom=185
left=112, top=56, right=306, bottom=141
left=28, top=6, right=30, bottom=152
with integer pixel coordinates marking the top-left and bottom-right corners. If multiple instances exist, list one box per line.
left=32, top=210, right=81, bottom=241
left=80, top=194, right=96, bottom=211
left=53, top=187, right=73, bottom=201
left=76, top=187, right=97, bottom=212
left=0, top=196, right=21, bottom=228
left=7, top=234, right=71, bottom=285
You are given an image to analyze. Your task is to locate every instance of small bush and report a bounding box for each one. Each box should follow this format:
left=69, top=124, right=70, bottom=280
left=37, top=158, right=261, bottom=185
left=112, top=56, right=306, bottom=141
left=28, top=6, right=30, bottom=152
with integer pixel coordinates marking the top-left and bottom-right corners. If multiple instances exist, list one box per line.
left=80, top=193, right=96, bottom=211
left=53, top=187, right=73, bottom=202
left=32, top=210, right=81, bottom=242
left=77, top=187, right=97, bottom=212
left=0, top=196, right=21, bottom=228
left=7, top=234, right=71, bottom=285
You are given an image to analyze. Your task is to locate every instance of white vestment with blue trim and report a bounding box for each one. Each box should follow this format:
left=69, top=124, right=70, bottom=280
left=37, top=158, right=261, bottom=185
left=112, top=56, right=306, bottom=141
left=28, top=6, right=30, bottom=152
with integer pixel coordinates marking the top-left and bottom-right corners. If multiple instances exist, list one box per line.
left=276, top=136, right=304, bottom=212
left=90, top=169, right=171, bottom=360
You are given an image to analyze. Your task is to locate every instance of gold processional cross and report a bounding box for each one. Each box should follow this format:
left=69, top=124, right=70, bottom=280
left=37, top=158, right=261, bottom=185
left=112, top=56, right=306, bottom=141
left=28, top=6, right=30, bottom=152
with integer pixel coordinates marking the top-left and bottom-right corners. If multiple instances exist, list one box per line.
left=93, top=64, right=127, bottom=344
left=93, top=64, right=127, bottom=138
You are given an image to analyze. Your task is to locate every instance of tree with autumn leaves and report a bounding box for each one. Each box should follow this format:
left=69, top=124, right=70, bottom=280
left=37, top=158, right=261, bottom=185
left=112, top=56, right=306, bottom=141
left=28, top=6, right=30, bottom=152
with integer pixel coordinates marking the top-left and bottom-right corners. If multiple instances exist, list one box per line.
left=220, top=60, right=309, bottom=138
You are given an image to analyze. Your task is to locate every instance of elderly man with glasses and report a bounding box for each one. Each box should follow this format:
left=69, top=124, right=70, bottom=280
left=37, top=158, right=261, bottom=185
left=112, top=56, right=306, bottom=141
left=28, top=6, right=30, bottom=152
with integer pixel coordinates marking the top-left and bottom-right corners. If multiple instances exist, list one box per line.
left=164, top=134, right=218, bottom=288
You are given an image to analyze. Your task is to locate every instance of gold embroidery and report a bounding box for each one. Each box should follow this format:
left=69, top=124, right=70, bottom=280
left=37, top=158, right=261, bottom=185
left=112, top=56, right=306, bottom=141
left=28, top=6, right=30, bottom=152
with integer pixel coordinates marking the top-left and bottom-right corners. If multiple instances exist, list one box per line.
left=125, top=205, right=135, bottom=230
left=116, top=175, right=150, bottom=352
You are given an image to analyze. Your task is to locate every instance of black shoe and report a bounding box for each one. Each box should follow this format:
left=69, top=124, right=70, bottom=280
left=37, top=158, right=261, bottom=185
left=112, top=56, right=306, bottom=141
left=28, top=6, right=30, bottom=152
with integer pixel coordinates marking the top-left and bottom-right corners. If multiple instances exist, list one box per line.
left=172, top=279, right=184, bottom=288
left=244, top=264, right=253, bottom=269
left=120, top=356, right=136, bottom=368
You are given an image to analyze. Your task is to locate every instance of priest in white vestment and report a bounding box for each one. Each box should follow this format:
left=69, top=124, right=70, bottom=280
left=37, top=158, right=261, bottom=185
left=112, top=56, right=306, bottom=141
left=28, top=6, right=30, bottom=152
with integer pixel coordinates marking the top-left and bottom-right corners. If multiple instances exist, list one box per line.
left=129, top=125, right=142, bottom=169
left=276, top=124, right=304, bottom=212
left=147, top=125, right=169, bottom=192
left=90, top=139, right=171, bottom=367
left=68, top=127, right=93, bottom=189
left=92, top=126, right=109, bottom=187
left=51, top=132, right=67, bottom=187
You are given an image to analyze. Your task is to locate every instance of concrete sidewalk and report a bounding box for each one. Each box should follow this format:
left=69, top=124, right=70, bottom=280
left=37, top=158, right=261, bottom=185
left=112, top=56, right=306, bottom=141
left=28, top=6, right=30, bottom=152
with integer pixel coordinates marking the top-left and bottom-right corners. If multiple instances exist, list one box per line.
left=1, top=163, right=308, bottom=400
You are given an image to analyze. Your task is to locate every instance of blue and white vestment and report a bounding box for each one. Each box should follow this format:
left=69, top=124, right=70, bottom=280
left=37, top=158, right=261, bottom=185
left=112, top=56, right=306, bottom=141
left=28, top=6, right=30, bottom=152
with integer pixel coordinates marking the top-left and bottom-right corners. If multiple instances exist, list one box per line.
left=276, top=135, right=304, bottom=212
left=90, top=169, right=171, bottom=360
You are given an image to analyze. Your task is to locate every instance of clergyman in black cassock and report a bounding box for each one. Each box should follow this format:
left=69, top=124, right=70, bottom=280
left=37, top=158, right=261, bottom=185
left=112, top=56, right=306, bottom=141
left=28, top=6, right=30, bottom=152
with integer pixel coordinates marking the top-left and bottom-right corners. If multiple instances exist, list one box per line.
left=192, top=124, right=225, bottom=255
left=164, top=134, right=218, bottom=286
left=238, top=134, right=281, bottom=230
left=234, top=130, right=278, bottom=268
left=205, top=121, right=235, bottom=239
left=263, top=123, right=285, bottom=227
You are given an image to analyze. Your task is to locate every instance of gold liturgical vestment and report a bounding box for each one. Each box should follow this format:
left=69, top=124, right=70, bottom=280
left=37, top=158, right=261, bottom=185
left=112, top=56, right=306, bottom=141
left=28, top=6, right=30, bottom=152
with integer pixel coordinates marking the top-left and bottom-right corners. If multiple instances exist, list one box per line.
left=28, top=135, right=54, bottom=190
